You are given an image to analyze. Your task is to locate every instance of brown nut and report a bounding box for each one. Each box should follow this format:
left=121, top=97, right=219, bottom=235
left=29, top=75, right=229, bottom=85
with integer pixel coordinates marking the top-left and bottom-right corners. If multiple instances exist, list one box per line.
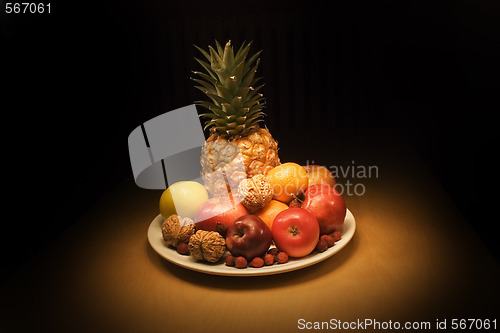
left=161, top=214, right=195, bottom=247
left=237, top=174, right=273, bottom=212
left=188, top=230, right=226, bottom=263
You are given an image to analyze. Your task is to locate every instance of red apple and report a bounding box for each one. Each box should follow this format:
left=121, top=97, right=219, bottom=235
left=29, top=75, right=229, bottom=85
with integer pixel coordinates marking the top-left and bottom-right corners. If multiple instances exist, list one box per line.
left=194, top=197, right=248, bottom=232
left=226, top=215, right=273, bottom=261
left=302, top=184, right=346, bottom=235
left=271, top=208, right=320, bottom=258
left=303, top=165, right=336, bottom=187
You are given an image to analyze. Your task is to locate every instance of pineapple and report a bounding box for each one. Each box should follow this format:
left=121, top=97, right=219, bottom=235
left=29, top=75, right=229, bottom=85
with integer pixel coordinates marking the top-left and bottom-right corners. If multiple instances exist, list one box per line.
left=193, top=40, right=280, bottom=196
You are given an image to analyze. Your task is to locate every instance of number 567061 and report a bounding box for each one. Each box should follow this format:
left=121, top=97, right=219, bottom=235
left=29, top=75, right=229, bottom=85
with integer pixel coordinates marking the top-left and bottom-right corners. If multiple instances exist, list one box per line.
left=5, top=3, right=51, bottom=14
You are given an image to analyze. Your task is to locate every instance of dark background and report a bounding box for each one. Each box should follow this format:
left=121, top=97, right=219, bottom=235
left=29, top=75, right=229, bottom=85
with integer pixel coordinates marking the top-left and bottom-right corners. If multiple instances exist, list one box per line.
left=2, top=0, right=498, bottom=281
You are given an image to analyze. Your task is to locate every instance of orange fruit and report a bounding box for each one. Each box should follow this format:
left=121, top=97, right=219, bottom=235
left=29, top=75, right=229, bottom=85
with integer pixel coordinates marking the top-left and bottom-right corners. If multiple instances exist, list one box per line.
left=254, top=200, right=289, bottom=229
left=303, top=165, right=336, bottom=187
left=266, top=162, right=309, bottom=204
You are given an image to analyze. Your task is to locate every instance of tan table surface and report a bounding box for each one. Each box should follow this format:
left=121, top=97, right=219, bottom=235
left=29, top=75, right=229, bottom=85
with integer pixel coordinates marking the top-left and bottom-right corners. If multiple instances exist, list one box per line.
left=1, top=132, right=499, bottom=333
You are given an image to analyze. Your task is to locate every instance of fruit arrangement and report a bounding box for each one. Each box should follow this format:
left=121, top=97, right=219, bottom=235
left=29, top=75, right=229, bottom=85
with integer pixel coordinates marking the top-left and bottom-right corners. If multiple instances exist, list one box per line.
left=158, top=41, right=347, bottom=270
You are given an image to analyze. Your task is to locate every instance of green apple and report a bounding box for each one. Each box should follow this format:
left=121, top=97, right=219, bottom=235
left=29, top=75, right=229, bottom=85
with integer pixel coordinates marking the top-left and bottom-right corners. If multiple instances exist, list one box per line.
left=159, top=181, right=209, bottom=219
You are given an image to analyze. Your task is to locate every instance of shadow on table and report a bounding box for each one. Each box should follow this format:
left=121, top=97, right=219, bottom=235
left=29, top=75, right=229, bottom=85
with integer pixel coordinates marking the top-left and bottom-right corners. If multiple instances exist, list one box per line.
left=145, top=233, right=360, bottom=290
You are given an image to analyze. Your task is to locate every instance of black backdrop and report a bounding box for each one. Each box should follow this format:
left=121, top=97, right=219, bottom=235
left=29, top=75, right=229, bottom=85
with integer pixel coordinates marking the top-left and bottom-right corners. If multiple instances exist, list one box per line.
left=2, top=0, right=498, bottom=280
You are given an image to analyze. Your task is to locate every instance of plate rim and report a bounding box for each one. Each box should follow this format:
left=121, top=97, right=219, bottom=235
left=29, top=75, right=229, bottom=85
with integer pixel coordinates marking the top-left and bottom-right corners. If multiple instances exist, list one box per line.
left=148, top=209, right=356, bottom=276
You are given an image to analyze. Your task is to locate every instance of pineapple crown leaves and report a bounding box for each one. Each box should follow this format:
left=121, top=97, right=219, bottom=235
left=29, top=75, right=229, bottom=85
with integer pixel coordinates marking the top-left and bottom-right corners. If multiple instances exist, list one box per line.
left=192, top=40, right=266, bottom=137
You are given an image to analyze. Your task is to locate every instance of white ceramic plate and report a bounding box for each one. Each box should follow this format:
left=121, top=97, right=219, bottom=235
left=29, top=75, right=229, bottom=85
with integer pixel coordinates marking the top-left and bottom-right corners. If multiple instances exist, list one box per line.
left=148, top=209, right=356, bottom=276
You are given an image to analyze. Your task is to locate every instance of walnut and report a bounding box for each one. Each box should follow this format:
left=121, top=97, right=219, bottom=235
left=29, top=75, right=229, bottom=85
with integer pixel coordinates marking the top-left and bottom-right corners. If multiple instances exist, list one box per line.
left=161, top=214, right=195, bottom=247
left=237, top=174, right=273, bottom=212
left=188, top=230, right=226, bottom=263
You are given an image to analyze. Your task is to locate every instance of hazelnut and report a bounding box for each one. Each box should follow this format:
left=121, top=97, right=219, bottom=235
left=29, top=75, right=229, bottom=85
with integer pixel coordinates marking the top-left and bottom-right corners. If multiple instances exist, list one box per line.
left=161, top=214, right=195, bottom=247
left=237, top=174, right=273, bottom=212
left=215, top=222, right=228, bottom=238
left=188, top=230, right=226, bottom=263
left=289, top=198, right=302, bottom=208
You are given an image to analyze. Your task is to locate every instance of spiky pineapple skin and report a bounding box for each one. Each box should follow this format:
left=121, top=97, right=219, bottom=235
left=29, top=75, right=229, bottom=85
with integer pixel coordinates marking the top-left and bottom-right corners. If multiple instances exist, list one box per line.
left=194, top=40, right=281, bottom=196
left=200, top=127, right=280, bottom=196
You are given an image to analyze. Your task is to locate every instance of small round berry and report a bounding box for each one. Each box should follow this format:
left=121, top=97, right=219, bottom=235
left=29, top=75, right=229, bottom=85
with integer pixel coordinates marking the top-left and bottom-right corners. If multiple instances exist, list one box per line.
left=250, top=257, right=264, bottom=268
left=264, top=253, right=275, bottom=266
left=277, top=251, right=289, bottom=264
left=332, top=231, right=342, bottom=242
left=234, top=256, right=248, bottom=269
left=176, top=243, right=189, bottom=255
left=225, top=255, right=235, bottom=266
left=321, top=234, right=335, bottom=247
left=315, top=239, right=328, bottom=252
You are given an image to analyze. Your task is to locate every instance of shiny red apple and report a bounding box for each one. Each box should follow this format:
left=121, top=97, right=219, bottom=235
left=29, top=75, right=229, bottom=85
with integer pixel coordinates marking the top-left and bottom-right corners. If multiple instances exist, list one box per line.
left=194, top=197, right=248, bottom=232
left=226, top=215, right=272, bottom=261
left=302, top=184, right=346, bottom=235
left=271, top=208, right=320, bottom=258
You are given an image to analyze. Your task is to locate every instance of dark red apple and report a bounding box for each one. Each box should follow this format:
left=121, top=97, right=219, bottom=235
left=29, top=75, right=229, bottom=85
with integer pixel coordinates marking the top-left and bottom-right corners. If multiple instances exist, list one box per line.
left=194, top=197, right=248, bottom=232
left=272, top=208, right=320, bottom=258
left=226, top=215, right=272, bottom=261
left=302, top=184, right=346, bottom=235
